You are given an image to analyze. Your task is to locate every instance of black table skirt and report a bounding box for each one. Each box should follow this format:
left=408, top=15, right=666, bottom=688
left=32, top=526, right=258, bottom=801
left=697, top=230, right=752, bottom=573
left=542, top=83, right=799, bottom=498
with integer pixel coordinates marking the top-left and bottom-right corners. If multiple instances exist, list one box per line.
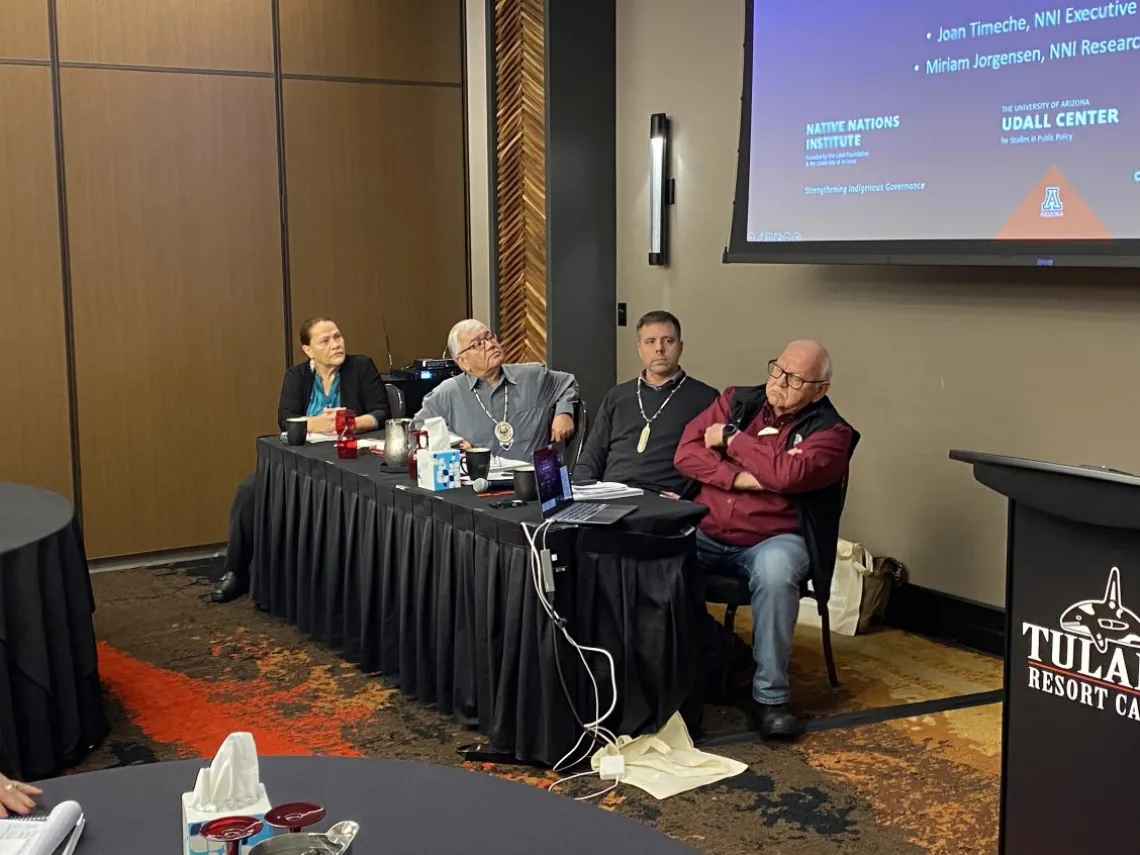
left=36, top=756, right=697, bottom=854
left=0, top=484, right=107, bottom=780
left=250, top=440, right=708, bottom=767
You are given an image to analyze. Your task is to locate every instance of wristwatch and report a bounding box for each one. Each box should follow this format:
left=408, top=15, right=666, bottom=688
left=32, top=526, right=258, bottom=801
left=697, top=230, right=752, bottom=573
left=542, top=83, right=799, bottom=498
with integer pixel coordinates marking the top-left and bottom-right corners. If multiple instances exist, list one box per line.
left=722, top=424, right=738, bottom=442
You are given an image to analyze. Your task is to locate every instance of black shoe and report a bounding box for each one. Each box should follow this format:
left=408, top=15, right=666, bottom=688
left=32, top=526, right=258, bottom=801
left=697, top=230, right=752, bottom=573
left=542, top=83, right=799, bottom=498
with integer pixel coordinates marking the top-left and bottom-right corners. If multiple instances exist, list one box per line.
left=748, top=701, right=802, bottom=740
left=210, top=571, right=249, bottom=603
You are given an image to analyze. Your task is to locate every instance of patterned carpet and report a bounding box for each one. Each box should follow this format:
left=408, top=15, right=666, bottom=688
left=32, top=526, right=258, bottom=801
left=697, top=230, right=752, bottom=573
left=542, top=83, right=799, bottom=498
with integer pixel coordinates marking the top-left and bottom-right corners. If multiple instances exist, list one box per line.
left=77, top=567, right=1002, bottom=854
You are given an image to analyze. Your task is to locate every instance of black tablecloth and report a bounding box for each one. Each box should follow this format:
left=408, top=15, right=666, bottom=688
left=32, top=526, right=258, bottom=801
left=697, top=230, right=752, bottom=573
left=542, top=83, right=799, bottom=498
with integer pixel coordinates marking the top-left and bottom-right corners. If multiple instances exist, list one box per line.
left=250, top=439, right=708, bottom=766
left=36, top=755, right=696, bottom=853
left=0, top=483, right=106, bottom=780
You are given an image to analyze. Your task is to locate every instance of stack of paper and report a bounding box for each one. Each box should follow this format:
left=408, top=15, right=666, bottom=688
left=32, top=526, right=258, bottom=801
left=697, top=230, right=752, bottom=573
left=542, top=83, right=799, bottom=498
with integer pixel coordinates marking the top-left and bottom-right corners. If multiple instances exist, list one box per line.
left=572, top=482, right=644, bottom=500
left=0, top=801, right=85, bottom=855
left=489, top=457, right=530, bottom=476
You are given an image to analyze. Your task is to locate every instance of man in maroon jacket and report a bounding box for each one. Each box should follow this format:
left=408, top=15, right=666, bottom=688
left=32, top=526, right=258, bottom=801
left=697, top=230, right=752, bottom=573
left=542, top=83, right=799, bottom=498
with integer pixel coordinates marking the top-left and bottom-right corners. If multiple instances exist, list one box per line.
left=674, top=339, right=856, bottom=738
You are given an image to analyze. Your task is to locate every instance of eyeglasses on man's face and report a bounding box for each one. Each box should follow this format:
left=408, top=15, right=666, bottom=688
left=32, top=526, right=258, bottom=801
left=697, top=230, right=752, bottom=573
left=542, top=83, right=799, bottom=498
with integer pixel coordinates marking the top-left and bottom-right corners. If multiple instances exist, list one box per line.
left=767, top=360, right=824, bottom=390
left=457, top=331, right=498, bottom=357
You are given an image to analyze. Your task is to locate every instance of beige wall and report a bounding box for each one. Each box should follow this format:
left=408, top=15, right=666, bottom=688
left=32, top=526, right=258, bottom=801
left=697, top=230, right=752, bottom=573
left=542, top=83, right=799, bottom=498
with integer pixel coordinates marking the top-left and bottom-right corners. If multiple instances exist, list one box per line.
left=616, top=0, right=1140, bottom=606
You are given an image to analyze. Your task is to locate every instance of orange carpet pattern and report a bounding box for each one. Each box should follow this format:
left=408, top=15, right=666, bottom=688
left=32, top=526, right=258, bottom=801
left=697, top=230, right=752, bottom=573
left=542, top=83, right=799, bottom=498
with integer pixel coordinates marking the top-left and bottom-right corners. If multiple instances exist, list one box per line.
left=78, top=566, right=1002, bottom=853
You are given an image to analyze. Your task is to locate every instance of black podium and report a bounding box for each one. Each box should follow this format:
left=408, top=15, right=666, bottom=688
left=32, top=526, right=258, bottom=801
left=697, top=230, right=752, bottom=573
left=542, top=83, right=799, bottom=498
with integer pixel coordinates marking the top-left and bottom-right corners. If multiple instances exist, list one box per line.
left=950, top=450, right=1140, bottom=853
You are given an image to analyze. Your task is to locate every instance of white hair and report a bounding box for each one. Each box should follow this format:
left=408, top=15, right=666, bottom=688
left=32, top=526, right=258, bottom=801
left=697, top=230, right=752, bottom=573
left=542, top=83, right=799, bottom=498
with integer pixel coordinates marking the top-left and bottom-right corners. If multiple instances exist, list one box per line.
left=788, top=339, right=833, bottom=382
left=447, top=319, right=488, bottom=359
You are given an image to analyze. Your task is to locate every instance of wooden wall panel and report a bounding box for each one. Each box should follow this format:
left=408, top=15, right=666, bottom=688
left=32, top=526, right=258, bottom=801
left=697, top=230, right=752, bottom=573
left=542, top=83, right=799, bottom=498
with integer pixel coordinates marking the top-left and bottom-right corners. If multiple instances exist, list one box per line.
left=57, top=0, right=273, bottom=71
left=0, top=0, right=50, bottom=59
left=493, top=0, right=546, bottom=363
left=284, top=79, right=467, bottom=368
left=278, top=0, right=461, bottom=83
left=62, top=69, right=284, bottom=558
left=0, top=66, right=72, bottom=499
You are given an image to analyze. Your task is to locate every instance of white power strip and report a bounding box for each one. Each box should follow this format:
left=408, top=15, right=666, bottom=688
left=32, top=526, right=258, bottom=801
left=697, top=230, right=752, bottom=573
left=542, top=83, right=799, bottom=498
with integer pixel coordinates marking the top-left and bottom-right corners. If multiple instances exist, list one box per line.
left=599, top=754, right=625, bottom=781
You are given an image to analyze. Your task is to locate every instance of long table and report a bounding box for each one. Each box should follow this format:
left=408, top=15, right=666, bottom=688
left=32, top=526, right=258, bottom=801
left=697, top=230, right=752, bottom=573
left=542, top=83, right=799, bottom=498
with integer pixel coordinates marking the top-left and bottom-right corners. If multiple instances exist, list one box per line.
left=249, top=439, right=708, bottom=767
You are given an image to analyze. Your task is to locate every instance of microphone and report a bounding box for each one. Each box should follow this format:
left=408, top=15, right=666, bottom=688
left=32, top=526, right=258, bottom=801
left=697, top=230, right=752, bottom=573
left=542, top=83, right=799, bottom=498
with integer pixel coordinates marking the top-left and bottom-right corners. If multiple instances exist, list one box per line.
left=471, top=477, right=489, bottom=494
left=379, top=313, right=395, bottom=373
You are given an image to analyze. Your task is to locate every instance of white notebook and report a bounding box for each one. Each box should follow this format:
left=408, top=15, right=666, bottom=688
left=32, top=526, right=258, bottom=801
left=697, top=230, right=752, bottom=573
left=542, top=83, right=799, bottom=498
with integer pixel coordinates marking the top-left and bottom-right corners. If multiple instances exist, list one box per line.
left=0, top=801, right=84, bottom=855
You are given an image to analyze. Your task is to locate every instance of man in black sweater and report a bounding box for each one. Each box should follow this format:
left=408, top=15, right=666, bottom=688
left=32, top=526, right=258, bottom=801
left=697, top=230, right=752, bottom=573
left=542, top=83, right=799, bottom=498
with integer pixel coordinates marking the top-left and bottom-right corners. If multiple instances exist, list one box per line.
left=211, top=317, right=390, bottom=603
left=575, top=311, right=717, bottom=496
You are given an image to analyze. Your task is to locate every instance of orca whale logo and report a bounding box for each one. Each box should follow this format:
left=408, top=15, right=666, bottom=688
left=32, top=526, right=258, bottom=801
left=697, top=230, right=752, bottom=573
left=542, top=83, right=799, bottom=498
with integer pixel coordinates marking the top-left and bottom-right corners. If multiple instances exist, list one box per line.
left=1059, top=567, right=1140, bottom=653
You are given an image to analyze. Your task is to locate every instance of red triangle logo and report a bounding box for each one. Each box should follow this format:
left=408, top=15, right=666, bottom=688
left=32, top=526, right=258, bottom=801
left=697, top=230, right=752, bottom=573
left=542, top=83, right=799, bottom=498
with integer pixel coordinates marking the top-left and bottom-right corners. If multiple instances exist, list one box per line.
left=996, top=166, right=1110, bottom=239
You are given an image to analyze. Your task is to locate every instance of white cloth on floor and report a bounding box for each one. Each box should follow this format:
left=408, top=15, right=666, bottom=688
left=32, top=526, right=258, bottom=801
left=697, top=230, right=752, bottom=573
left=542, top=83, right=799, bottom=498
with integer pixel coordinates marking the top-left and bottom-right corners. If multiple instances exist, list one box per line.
left=590, top=713, right=747, bottom=799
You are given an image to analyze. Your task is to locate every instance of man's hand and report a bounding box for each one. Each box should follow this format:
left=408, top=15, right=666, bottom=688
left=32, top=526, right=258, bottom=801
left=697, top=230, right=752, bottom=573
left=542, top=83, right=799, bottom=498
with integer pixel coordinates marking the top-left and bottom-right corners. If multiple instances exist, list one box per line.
left=307, top=407, right=339, bottom=434
left=0, top=774, right=40, bottom=817
left=732, top=472, right=763, bottom=491
left=551, top=414, right=575, bottom=443
left=660, top=491, right=681, bottom=500
left=704, top=424, right=729, bottom=449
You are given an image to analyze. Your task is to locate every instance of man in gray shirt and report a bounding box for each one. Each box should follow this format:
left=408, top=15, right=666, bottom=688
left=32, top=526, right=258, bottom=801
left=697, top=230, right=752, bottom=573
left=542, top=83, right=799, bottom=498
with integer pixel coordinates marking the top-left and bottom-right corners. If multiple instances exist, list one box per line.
left=416, top=319, right=579, bottom=459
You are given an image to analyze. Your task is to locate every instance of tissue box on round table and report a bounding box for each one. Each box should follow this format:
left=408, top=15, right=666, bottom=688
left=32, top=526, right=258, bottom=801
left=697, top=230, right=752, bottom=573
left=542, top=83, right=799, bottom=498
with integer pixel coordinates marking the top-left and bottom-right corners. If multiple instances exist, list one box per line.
left=183, top=786, right=273, bottom=855
left=416, top=448, right=461, bottom=491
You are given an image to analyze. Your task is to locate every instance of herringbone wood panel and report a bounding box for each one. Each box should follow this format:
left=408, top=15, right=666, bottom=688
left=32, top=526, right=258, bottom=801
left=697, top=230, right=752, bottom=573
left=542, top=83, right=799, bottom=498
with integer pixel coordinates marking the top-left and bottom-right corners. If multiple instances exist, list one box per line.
left=493, top=0, right=545, bottom=363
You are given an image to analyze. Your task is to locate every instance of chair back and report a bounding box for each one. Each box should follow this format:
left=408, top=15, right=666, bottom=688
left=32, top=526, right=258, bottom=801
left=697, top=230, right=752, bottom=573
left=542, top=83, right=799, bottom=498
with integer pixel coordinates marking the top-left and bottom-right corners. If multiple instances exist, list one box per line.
left=385, top=383, right=406, bottom=419
left=802, top=474, right=851, bottom=601
left=565, top=399, right=589, bottom=473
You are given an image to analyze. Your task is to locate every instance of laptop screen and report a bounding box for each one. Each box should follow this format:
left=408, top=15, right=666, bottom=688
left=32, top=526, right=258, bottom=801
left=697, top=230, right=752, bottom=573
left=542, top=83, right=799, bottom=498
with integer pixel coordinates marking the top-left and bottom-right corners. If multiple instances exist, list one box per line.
left=533, top=447, right=572, bottom=515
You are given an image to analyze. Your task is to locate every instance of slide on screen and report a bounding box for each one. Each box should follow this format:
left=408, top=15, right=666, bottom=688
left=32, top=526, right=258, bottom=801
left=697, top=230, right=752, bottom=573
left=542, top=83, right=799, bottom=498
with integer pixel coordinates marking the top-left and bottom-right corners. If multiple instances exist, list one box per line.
left=746, top=0, right=1139, bottom=244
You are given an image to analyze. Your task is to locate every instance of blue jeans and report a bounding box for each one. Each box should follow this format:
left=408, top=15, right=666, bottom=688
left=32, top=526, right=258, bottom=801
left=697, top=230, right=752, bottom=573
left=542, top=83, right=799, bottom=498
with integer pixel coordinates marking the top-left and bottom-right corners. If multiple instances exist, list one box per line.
left=696, top=530, right=810, bottom=705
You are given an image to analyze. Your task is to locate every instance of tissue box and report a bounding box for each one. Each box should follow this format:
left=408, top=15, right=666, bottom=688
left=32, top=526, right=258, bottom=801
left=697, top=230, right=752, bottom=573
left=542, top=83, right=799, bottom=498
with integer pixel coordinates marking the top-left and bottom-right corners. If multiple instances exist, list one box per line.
left=182, top=786, right=273, bottom=855
left=416, top=448, right=462, bottom=491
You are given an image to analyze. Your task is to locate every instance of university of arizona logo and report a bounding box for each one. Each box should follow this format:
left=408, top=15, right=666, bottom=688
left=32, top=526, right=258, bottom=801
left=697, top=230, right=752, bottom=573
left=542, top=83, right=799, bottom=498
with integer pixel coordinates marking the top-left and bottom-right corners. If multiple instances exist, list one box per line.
left=1040, top=185, right=1063, bottom=219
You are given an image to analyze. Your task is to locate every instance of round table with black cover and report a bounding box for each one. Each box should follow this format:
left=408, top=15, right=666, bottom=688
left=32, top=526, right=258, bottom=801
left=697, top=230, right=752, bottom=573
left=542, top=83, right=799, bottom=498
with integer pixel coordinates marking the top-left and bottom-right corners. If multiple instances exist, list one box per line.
left=0, top=483, right=106, bottom=780
left=36, top=755, right=696, bottom=854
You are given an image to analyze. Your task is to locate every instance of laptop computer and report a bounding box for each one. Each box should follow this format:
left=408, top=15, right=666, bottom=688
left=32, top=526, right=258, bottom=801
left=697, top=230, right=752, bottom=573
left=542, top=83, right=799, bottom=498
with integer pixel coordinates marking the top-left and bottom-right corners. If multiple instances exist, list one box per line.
left=533, top=447, right=635, bottom=526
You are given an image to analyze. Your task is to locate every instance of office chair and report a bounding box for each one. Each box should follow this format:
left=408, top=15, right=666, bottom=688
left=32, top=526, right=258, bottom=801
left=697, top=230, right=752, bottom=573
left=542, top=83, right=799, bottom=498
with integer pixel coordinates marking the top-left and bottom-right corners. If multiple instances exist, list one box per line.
left=705, top=574, right=839, bottom=691
left=385, top=383, right=406, bottom=419
left=565, top=399, right=589, bottom=473
left=704, top=477, right=851, bottom=692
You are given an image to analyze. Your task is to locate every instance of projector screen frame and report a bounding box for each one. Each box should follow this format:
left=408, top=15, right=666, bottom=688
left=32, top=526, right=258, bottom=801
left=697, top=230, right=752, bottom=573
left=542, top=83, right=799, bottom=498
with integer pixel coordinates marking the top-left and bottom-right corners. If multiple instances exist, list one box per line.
left=724, top=0, right=1140, bottom=269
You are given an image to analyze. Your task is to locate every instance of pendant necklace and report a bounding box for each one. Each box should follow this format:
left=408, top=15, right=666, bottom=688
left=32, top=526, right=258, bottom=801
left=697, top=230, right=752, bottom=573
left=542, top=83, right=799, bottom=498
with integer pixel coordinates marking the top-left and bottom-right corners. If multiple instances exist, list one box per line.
left=636, top=374, right=687, bottom=453
left=473, top=382, right=514, bottom=450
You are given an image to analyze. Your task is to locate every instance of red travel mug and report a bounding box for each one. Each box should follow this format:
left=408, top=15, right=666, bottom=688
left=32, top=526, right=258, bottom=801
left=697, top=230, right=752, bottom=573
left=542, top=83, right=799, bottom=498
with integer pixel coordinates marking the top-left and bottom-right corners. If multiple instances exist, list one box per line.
left=408, top=429, right=429, bottom=478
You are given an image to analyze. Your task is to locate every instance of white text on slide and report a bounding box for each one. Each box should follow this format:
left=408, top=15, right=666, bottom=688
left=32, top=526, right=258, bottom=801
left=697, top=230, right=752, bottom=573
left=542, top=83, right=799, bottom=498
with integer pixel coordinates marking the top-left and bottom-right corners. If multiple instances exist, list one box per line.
left=803, top=183, right=927, bottom=196
left=804, top=116, right=900, bottom=151
left=932, top=3, right=1139, bottom=45
left=920, top=3, right=1140, bottom=76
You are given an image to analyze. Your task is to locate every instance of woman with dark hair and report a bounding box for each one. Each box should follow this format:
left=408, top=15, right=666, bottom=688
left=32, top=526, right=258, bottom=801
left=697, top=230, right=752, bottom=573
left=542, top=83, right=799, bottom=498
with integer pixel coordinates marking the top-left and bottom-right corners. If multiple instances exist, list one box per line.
left=276, top=317, right=390, bottom=434
left=211, top=317, right=390, bottom=603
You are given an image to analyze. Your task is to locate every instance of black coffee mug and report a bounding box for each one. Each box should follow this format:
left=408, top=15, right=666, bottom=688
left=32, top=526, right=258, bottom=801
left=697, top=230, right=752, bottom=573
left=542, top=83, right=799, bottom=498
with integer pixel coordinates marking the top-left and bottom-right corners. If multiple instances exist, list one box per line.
left=285, top=417, right=308, bottom=447
left=513, top=465, right=538, bottom=502
left=464, top=447, right=492, bottom=481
